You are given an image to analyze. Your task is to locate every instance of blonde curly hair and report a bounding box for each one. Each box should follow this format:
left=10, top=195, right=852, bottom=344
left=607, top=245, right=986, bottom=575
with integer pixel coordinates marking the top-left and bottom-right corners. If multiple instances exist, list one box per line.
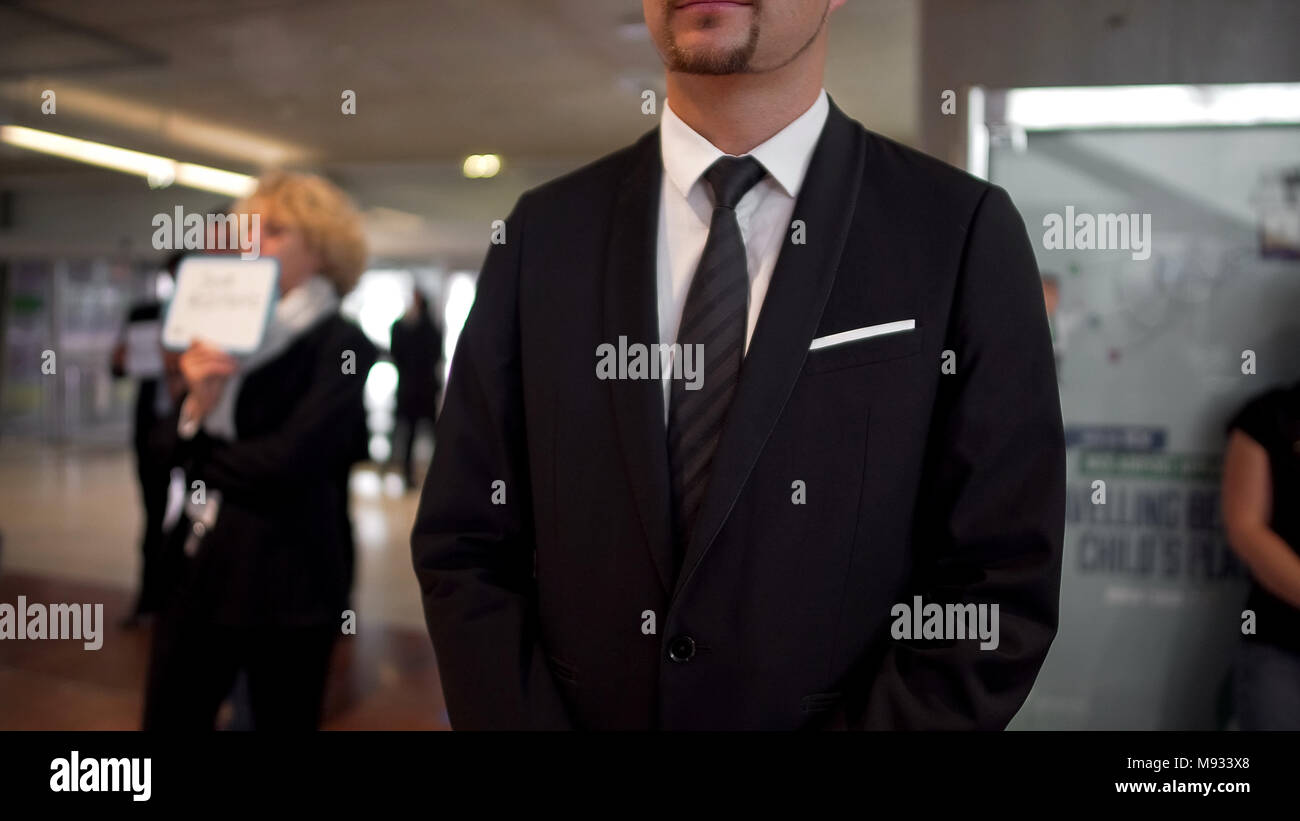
left=236, top=170, right=367, bottom=295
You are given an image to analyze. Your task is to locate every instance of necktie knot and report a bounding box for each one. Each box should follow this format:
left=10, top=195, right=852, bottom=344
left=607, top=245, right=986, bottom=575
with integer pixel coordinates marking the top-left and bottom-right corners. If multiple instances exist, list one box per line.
left=703, top=155, right=767, bottom=210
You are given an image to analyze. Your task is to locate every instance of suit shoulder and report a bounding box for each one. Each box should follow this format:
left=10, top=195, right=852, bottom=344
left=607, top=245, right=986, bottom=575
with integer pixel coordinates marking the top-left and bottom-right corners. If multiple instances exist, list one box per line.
left=854, top=123, right=996, bottom=215
left=516, top=129, right=656, bottom=214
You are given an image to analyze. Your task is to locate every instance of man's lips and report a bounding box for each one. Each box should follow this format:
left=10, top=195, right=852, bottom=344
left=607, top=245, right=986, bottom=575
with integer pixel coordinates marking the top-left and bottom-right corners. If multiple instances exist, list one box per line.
left=674, top=1, right=753, bottom=10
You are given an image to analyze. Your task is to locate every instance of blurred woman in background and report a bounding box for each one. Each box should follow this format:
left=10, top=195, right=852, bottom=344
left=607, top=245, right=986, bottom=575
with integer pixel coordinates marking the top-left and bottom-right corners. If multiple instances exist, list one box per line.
left=1222, top=379, right=1300, bottom=730
left=143, top=171, right=376, bottom=730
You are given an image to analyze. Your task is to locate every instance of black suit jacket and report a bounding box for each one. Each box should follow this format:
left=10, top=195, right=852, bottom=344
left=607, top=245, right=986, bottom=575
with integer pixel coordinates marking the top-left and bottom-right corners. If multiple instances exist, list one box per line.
left=157, top=313, right=377, bottom=627
left=411, top=98, right=1065, bottom=730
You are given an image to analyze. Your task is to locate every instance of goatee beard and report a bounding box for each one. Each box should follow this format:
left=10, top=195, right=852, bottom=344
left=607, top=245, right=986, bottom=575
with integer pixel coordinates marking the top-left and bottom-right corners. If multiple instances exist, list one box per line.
left=664, top=14, right=760, bottom=75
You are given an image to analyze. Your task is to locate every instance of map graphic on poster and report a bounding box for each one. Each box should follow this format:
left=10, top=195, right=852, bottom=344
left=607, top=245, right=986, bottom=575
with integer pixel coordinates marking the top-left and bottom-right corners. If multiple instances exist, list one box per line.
left=990, top=125, right=1300, bottom=729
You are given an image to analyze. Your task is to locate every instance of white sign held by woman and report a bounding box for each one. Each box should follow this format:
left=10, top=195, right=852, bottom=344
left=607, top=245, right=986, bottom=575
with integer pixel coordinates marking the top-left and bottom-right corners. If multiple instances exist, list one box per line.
left=162, top=256, right=279, bottom=354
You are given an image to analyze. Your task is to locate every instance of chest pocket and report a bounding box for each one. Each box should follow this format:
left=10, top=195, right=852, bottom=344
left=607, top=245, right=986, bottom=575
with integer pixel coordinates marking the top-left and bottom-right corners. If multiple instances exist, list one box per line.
left=803, top=320, right=925, bottom=375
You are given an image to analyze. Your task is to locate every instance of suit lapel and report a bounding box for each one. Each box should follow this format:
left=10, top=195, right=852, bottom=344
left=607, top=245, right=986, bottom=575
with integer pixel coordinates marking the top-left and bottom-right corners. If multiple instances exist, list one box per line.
left=604, top=128, right=676, bottom=596
left=671, top=99, right=866, bottom=603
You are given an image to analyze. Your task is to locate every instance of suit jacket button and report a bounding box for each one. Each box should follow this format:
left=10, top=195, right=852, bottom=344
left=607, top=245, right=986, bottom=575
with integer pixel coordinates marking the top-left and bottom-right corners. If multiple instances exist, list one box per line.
left=668, top=636, right=695, bottom=662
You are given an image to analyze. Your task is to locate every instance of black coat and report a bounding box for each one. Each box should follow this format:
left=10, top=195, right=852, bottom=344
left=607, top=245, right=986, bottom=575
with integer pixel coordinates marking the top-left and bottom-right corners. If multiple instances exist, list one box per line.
left=390, top=315, right=443, bottom=418
left=411, top=98, right=1066, bottom=730
left=157, top=313, right=377, bottom=627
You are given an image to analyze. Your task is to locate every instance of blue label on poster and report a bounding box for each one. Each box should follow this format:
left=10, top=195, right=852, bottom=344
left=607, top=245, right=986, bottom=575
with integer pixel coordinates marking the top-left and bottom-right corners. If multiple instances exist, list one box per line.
left=1064, top=425, right=1166, bottom=452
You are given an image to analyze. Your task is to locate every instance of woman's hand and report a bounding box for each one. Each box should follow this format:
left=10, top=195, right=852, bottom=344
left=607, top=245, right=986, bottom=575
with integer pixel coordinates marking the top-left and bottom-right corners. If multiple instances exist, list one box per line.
left=179, top=340, right=237, bottom=421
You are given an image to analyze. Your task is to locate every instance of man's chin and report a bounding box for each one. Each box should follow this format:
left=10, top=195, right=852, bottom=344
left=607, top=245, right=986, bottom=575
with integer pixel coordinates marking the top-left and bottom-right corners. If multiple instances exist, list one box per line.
left=667, top=38, right=754, bottom=74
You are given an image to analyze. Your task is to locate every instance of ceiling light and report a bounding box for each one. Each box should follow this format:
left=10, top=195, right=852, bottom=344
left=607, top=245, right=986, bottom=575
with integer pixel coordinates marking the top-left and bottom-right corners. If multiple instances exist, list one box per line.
left=462, top=153, right=501, bottom=179
left=1004, top=83, right=1300, bottom=130
left=0, top=124, right=257, bottom=196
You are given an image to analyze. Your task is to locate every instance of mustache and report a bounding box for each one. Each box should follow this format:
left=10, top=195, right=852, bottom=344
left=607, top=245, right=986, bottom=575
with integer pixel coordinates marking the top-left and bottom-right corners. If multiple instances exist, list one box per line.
left=668, top=0, right=760, bottom=12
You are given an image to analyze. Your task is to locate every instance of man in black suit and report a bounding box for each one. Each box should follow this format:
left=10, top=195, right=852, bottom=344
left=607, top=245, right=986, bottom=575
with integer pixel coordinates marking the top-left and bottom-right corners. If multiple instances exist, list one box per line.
left=411, top=0, right=1065, bottom=730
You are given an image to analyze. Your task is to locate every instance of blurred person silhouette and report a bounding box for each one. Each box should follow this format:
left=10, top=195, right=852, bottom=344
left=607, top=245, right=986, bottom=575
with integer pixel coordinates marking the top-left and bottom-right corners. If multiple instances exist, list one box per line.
left=142, top=171, right=376, bottom=730
left=110, top=252, right=185, bottom=627
left=388, top=288, right=443, bottom=490
left=1222, top=377, right=1300, bottom=730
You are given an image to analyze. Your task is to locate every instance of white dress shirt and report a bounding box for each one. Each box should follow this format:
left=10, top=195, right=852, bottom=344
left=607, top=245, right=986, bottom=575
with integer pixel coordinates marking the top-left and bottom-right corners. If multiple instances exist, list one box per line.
left=656, top=88, right=829, bottom=418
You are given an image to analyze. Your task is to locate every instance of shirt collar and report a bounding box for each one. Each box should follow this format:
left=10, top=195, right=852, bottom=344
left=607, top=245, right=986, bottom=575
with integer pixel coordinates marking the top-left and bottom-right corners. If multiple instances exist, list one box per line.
left=659, top=88, right=829, bottom=201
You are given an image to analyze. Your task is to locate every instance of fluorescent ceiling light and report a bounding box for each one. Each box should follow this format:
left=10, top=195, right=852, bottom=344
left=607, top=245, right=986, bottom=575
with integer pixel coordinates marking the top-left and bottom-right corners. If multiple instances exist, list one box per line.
left=1004, top=83, right=1300, bottom=130
left=172, top=163, right=257, bottom=196
left=0, top=81, right=309, bottom=167
left=0, top=124, right=257, bottom=196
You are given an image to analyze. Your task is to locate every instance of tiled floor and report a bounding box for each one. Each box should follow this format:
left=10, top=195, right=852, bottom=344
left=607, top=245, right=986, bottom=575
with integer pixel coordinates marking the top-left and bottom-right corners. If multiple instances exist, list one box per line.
left=0, top=439, right=449, bottom=730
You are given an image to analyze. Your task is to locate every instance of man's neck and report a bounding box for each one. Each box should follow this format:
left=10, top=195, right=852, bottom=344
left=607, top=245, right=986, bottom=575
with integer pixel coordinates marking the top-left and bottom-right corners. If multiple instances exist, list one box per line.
left=664, top=57, right=824, bottom=156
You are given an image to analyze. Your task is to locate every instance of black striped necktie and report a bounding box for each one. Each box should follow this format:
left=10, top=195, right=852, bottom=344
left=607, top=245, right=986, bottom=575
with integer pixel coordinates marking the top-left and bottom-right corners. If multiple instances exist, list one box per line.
left=667, top=155, right=768, bottom=575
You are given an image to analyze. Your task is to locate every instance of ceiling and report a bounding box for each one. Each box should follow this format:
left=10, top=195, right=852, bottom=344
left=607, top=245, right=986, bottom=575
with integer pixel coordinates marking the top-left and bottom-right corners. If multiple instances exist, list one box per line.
left=0, top=0, right=919, bottom=263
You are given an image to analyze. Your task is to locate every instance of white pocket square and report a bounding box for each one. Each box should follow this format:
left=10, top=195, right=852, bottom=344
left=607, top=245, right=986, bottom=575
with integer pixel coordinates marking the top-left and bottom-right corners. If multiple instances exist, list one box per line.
left=809, top=319, right=916, bottom=351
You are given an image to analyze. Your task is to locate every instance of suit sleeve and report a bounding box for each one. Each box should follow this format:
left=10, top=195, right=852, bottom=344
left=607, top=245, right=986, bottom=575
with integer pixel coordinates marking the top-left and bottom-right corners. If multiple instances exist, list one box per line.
left=832, top=184, right=1066, bottom=730
left=409, top=193, right=574, bottom=730
left=144, top=323, right=375, bottom=495
left=179, top=327, right=376, bottom=496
